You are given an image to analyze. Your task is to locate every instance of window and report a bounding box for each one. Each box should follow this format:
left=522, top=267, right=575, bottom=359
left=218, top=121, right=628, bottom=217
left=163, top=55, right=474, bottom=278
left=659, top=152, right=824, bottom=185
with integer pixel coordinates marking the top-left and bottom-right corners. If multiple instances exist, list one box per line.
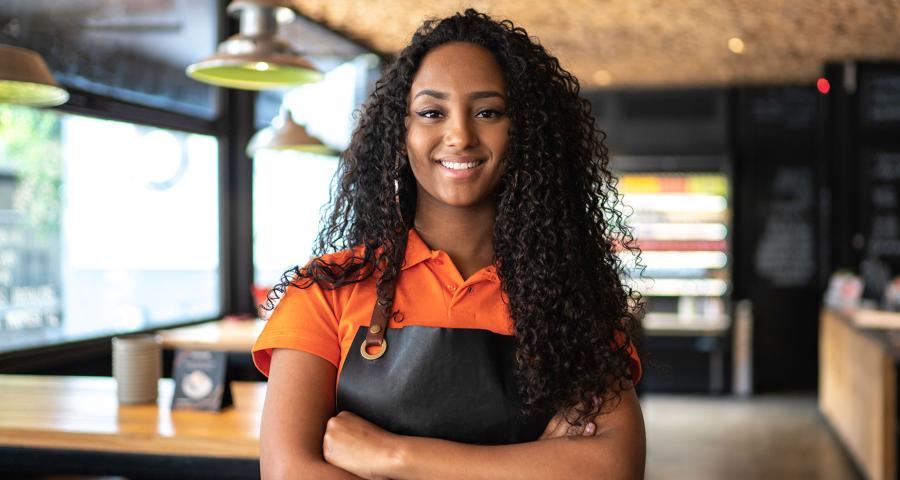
left=252, top=57, right=377, bottom=289
left=253, top=151, right=337, bottom=288
left=0, top=0, right=220, bottom=119
left=0, top=105, right=220, bottom=352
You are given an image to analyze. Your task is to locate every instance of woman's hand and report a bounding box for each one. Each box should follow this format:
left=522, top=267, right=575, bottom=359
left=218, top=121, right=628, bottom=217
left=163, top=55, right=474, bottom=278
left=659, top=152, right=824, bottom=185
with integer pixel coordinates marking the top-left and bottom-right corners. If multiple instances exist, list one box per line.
left=539, top=411, right=597, bottom=439
left=323, top=411, right=400, bottom=480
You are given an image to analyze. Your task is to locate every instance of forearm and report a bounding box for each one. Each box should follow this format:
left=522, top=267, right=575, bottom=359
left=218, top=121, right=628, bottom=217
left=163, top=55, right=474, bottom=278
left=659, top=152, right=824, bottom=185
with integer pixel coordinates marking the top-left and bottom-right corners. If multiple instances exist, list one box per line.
left=303, top=462, right=366, bottom=480
left=263, top=458, right=364, bottom=480
left=388, top=435, right=640, bottom=480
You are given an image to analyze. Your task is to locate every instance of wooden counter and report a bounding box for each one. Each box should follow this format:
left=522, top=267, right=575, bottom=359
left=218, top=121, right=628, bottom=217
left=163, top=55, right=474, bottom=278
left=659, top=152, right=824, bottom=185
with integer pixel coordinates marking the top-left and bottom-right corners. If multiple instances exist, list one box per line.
left=819, top=308, right=899, bottom=480
left=0, top=375, right=265, bottom=478
left=158, top=318, right=264, bottom=353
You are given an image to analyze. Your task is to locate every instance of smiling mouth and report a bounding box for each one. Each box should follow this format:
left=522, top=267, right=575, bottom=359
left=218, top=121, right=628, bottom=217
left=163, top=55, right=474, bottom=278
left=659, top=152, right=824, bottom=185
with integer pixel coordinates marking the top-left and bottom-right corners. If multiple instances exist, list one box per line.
left=435, top=159, right=485, bottom=170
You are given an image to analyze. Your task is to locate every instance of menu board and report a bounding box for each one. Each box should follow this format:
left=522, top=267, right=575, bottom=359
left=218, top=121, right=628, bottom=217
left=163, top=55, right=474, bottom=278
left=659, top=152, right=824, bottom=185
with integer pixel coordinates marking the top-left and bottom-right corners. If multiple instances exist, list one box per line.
left=857, top=65, right=900, bottom=298
left=860, top=72, right=900, bottom=127
left=753, top=166, right=817, bottom=287
left=862, top=150, right=900, bottom=284
left=748, top=88, right=817, bottom=130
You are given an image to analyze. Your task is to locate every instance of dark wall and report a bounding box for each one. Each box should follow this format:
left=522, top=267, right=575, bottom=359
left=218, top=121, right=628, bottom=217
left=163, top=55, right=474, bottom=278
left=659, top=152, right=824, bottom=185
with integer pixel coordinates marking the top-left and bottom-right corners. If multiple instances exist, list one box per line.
left=823, top=62, right=900, bottom=301
left=731, top=86, right=824, bottom=392
left=586, top=88, right=729, bottom=157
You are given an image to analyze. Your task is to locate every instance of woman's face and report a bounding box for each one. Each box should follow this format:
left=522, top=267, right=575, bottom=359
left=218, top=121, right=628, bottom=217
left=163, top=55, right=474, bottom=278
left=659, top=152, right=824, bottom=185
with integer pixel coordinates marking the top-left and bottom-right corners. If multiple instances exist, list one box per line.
left=405, top=41, right=510, bottom=209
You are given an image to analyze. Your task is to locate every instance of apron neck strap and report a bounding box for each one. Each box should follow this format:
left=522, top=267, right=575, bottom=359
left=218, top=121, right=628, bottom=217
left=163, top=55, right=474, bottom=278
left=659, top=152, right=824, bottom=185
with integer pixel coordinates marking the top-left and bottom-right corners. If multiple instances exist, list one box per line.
left=365, top=276, right=396, bottom=349
left=363, top=233, right=407, bottom=354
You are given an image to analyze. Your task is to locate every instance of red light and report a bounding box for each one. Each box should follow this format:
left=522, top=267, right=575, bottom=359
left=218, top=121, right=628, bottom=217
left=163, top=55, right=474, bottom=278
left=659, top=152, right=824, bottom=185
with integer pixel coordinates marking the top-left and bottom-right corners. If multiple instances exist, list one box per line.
left=817, top=78, right=830, bottom=95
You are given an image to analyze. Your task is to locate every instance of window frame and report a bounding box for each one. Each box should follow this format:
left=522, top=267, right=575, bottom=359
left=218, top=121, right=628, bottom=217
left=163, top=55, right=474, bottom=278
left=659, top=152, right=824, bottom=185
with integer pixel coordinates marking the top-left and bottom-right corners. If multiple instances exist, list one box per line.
left=0, top=0, right=256, bottom=369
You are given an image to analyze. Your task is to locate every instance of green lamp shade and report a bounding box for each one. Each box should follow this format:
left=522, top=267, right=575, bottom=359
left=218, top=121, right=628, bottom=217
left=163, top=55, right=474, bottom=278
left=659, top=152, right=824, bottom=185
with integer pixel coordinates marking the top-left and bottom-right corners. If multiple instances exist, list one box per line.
left=0, top=79, right=69, bottom=107
left=0, top=45, right=69, bottom=107
left=247, top=111, right=334, bottom=157
left=186, top=56, right=323, bottom=90
left=268, top=143, right=334, bottom=155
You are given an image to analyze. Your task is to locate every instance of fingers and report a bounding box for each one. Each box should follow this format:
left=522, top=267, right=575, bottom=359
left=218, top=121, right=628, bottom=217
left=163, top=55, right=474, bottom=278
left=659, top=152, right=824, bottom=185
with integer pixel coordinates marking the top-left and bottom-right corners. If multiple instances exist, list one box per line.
left=540, top=412, right=598, bottom=439
left=539, top=413, right=566, bottom=439
left=582, top=421, right=596, bottom=436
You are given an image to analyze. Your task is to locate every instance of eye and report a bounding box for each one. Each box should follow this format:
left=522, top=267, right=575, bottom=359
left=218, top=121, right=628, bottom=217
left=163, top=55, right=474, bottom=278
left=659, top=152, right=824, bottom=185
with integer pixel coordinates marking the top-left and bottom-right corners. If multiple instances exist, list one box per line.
left=416, top=109, right=443, bottom=119
left=476, top=109, right=504, bottom=119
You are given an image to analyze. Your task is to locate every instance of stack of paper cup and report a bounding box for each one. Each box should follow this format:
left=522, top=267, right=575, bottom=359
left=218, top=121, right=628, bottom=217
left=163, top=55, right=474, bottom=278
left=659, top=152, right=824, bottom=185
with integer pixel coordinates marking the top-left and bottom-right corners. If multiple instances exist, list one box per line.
left=112, top=334, right=161, bottom=404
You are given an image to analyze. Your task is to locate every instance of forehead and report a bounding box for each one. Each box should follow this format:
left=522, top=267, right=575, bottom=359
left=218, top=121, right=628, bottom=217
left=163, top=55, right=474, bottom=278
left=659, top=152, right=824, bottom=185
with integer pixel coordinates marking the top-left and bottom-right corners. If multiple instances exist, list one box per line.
left=410, top=42, right=506, bottom=96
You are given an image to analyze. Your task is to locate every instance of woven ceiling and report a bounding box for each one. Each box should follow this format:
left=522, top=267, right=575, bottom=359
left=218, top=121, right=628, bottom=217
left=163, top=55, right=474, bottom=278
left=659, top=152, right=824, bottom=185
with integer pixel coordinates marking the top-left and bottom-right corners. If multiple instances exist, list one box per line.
left=291, top=0, right=900, bottom=88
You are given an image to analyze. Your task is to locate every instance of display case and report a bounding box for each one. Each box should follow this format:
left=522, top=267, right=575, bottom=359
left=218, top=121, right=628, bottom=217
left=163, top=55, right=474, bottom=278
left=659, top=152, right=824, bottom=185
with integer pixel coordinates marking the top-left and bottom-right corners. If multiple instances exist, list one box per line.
left=618, top=173, right=731, bottom=333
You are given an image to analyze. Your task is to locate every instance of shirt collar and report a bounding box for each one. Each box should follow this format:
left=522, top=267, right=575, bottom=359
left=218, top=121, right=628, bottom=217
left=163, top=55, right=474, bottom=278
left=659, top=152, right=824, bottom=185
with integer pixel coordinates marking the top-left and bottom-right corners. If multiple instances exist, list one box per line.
left=402, top=228, right=433, bottom=271
left=401, top=229, right=499, bottom=282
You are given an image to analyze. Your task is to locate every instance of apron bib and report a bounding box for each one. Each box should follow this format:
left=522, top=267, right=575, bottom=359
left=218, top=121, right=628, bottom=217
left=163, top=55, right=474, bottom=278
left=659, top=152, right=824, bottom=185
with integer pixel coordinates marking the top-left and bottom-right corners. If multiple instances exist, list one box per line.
left=335, top=324, right=553, bottom=445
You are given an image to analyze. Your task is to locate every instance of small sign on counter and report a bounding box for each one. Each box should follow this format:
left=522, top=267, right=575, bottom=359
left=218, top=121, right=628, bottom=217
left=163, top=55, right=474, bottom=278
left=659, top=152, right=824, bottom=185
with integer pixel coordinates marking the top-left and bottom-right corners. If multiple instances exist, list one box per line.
left=172, top=349, right=233, bottom=411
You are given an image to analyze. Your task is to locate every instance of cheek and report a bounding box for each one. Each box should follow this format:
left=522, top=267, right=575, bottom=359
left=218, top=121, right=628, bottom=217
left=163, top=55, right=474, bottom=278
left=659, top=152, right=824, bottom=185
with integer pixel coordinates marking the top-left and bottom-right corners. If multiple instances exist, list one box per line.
left=405, top=126, right=429, bottom=159
left=405, top=129, right=428, bottom=183
left=489, top=125, right=510, bottom=162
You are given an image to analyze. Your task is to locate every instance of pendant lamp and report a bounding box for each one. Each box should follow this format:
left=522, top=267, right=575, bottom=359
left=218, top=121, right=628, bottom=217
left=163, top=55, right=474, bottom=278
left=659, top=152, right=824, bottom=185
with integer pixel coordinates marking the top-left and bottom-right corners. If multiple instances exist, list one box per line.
left=186, top=0, right=323, bottom=90
left=246, top=109, right=333, bottom=157
left=0, top=44, right=69, bottom=107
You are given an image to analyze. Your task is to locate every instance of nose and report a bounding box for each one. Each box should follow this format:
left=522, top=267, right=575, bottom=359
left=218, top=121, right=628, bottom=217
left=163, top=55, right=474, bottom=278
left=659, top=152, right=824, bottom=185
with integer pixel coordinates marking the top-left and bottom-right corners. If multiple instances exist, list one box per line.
left=443, top=114, right=478, bottom=149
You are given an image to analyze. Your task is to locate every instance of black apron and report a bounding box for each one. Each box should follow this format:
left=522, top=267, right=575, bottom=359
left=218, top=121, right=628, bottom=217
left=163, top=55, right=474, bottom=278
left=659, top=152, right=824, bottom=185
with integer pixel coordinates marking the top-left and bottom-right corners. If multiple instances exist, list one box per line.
left=335, top=273, right=552, bottom=445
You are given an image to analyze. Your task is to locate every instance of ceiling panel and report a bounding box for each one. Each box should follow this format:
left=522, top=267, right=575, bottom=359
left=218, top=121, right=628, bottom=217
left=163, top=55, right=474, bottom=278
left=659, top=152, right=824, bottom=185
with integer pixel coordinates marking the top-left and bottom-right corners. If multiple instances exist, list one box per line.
left=290, top=0, right=900, bottom=88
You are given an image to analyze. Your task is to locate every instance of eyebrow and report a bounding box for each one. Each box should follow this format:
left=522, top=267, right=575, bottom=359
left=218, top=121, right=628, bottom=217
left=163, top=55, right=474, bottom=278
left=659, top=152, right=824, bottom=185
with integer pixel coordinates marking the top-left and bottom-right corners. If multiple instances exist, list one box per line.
left=412, top=89, right=505, bottom=101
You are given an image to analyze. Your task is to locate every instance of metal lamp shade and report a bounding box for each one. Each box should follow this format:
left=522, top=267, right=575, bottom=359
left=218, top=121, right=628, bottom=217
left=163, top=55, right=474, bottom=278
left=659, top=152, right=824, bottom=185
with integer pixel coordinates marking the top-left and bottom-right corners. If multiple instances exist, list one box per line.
left=186, top=51, right=322, bottom=90
left=247, top=111, right=333, bottom=157
left=0, top=45, right=69, bottom=107
left=186, top=0, right=323, bottom=90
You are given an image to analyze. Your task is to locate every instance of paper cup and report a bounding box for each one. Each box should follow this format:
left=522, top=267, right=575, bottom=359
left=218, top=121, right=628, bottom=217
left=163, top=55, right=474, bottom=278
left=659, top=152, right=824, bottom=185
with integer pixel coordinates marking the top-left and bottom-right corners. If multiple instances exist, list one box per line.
left=112, top=334, right=161, bottom=404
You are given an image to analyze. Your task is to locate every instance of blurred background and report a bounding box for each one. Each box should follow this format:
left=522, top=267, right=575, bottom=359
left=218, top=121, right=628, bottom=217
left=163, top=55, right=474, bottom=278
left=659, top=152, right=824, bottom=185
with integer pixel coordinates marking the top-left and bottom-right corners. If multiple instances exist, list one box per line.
left=0, top=1, right=899, bottom=479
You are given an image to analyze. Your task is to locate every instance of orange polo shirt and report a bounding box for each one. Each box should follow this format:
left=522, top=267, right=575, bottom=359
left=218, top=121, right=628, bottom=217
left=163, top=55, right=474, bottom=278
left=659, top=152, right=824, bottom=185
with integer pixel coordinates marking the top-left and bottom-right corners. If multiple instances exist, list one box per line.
left=252, top=229, right=641, bottom=384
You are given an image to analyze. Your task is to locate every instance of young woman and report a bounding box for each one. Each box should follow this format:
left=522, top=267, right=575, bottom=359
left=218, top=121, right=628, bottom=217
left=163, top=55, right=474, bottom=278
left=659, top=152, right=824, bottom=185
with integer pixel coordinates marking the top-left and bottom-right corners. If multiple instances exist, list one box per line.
left=252, top=9, right=645, bottom=479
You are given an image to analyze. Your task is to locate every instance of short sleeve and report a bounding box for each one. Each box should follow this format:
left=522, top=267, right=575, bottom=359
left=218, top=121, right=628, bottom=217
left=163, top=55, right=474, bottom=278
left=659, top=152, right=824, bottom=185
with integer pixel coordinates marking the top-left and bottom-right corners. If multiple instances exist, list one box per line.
left=251, top=281, right=340, bottom=377
left=626, top=342, right=642, bottom=385
left=613, top=329, right=642, bottom=385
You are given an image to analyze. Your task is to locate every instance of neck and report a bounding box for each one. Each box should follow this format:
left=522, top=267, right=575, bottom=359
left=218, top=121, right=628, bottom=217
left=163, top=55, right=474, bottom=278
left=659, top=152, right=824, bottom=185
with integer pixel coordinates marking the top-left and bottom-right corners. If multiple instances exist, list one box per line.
left=413, top=193, right=497, bottom=280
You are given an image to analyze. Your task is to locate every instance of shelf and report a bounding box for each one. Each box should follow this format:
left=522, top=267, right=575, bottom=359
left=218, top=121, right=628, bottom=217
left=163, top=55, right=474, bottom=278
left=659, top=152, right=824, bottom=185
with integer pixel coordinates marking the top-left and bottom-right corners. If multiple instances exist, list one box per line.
left=631, top=222, right=728, bottom=241
left=630, top=251, right=728, bottom=269
left=642, top=312, right=731, bottom=336
left=630, top=278, right=728, bottom=297
left=636, top=239, right=728, bottom=251
left=622, top=193, right=727, bottom=213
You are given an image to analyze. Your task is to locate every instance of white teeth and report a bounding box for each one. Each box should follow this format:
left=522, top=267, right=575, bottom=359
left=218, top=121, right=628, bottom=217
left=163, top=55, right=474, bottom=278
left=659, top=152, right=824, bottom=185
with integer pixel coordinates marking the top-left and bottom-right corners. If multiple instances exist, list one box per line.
left=439, top=161, right=481, bottom=170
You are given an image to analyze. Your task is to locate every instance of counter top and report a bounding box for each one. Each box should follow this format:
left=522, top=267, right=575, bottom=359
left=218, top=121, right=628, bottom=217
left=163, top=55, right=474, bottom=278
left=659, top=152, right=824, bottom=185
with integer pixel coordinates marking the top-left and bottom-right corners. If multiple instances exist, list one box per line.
left=0, top=375, right=264, bottom=459
left=828, top=308, right=900, bottom=360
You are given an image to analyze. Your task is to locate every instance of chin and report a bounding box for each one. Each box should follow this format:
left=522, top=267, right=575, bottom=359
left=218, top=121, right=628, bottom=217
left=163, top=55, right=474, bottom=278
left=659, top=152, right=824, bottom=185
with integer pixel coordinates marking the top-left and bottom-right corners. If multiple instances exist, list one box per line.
left=437, top=192, right=494, bottom=208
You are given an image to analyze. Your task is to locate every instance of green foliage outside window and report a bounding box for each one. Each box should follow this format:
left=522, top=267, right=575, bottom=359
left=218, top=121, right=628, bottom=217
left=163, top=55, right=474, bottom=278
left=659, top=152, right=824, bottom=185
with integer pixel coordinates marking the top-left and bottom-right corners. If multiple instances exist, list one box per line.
left=0, top=105, right=62, bottom=234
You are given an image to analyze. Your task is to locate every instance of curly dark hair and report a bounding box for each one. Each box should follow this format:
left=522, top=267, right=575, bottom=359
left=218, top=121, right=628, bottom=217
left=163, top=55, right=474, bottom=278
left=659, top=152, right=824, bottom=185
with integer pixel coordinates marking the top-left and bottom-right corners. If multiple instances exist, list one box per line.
left=265, top=8, right=643, bottom=428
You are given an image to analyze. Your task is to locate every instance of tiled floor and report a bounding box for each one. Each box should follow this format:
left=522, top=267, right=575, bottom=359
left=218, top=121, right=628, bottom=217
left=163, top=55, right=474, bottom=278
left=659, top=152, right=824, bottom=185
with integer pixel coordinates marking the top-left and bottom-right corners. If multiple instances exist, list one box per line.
left=642, top=394, right=863, bottom=480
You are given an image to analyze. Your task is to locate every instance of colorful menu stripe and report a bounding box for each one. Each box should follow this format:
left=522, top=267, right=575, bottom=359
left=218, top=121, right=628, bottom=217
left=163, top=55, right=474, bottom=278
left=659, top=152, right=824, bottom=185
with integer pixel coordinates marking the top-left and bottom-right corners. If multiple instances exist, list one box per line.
left=619, top=174, right=728, bottom=196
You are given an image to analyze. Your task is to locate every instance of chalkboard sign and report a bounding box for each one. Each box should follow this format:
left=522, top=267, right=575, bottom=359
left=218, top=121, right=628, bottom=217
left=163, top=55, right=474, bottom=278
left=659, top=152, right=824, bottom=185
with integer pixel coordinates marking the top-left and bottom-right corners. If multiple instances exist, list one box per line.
left=733, top=85, right=823, bottom=391
left=861, top=149, right=900, bottom=296
left=748, top=88, right=817, bottom=130
left=860, top=72, right=900, bottom=127
left=753, top=166, right=817, bottom=287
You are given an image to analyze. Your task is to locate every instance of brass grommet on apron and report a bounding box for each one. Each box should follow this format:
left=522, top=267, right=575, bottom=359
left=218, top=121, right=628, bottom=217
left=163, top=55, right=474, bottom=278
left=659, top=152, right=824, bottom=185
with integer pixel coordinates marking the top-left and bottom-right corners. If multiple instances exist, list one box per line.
left=360, top=338, right=387, bottom=360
